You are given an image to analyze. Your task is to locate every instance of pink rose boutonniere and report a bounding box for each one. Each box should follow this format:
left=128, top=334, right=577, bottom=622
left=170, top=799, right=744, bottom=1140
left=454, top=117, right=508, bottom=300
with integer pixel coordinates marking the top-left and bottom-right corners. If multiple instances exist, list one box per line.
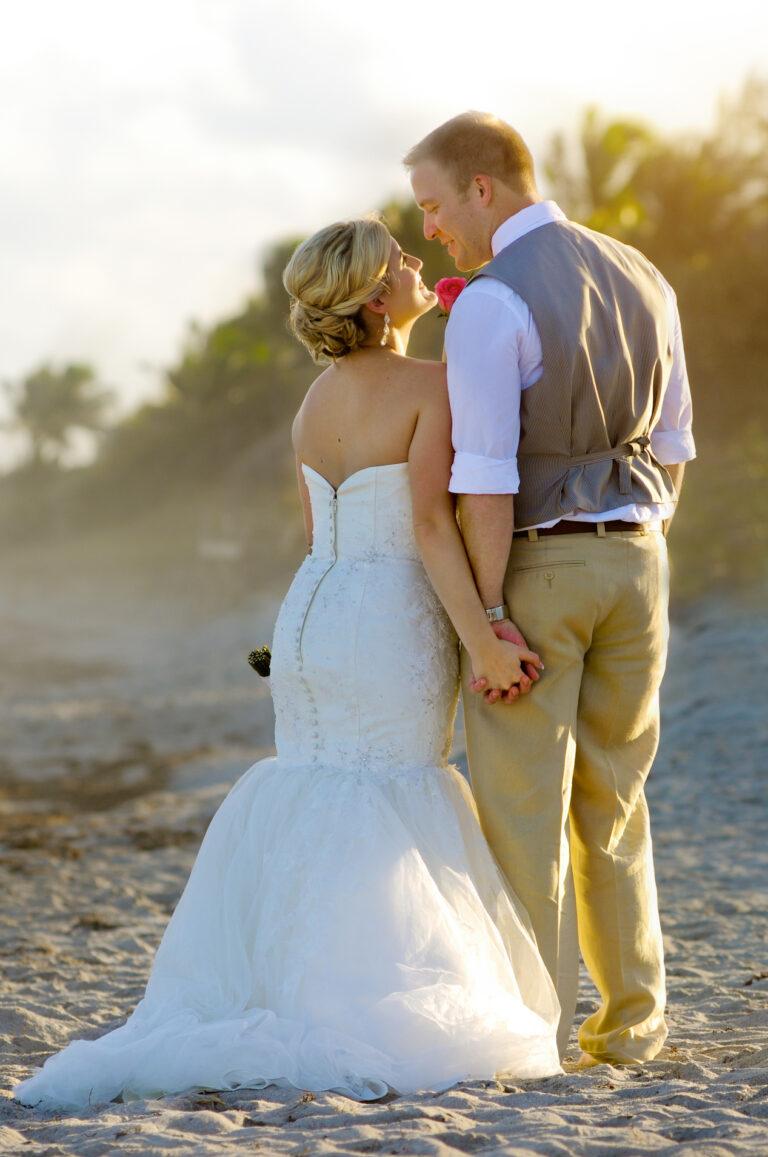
left=434, top=277, right=467, bottom=317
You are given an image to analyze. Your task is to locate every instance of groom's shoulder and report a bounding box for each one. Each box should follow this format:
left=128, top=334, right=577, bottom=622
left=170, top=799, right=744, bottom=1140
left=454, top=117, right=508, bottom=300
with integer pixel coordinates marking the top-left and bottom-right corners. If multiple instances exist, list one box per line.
left=575, top=219, right=661, bottom=275
left=443, top=275, right=532, bottom=341
left=455, top=271, right=528, bottom=315
left=593, top=227, right=675, bottom=302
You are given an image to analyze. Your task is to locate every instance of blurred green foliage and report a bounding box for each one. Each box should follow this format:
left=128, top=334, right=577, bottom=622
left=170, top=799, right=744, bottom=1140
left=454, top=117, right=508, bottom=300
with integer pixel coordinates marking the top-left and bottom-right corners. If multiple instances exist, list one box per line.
left=2, top=79, right=766, bottom=599
left=544, top=77, right=768, bottom=444
left=1, top=363, right=114, bottom=467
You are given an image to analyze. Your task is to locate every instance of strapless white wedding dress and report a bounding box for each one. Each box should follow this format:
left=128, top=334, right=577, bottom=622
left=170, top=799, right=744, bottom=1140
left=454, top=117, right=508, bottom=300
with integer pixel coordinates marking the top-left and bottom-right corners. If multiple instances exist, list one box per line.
left=14, top=462, right=560, bottom=1110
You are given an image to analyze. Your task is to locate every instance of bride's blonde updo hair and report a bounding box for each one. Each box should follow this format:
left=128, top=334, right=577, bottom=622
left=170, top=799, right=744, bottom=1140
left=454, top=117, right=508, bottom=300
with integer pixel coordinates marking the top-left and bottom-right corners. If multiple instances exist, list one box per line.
left=282, top=215, right=394, bottom=363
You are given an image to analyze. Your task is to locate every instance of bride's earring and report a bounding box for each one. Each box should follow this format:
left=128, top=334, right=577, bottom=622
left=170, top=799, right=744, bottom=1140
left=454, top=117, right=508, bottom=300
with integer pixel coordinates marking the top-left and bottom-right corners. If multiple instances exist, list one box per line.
left=380, top=312, right=391, bottom=347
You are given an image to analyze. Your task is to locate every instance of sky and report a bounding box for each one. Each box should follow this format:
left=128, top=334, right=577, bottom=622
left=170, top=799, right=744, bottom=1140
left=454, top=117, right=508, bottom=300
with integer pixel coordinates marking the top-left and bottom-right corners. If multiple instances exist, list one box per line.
left=1, top=0, right=766, bottom=468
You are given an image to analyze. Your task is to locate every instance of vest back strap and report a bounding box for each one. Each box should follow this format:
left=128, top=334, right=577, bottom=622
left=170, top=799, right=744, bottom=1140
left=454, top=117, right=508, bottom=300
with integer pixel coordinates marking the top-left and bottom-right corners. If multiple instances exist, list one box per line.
left=522, top=436, right=651, bottom=496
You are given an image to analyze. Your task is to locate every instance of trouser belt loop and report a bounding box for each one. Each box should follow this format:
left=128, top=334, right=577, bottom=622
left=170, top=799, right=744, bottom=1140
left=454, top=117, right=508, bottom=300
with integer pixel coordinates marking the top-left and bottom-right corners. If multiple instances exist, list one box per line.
left=527, top=529, right=539, bottom=542
left=596, top=522, right=607, bottom=538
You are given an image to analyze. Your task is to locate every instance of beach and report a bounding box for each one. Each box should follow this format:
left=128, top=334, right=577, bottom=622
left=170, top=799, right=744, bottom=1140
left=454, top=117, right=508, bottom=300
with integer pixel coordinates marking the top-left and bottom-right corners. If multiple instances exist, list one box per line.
left=1, top=546, right=766, bottom=1156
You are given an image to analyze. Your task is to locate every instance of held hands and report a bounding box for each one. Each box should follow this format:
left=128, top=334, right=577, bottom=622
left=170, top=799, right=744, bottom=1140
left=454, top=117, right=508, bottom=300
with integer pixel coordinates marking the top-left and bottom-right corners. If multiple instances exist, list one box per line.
left=470, top=620, right=543, bottom=705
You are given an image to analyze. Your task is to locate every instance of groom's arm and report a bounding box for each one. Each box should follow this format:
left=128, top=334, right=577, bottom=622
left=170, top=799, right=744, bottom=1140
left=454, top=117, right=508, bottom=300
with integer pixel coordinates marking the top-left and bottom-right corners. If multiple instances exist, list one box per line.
left=457, top=493, right=538, bottom=703
left=445, top=282, right=540, bottom=703
left=456, top=494, right=514, bottom=610
left=650, top=273, right=696, bottom=535
left=660, top=463, right=685, bottom=536
left=666, top=462, right=686, bottom=501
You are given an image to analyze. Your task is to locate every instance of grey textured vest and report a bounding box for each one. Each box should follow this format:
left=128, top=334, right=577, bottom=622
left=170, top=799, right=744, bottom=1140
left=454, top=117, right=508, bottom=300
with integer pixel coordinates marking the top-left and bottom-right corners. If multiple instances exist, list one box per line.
left=473, top=219, right=677, bottom=527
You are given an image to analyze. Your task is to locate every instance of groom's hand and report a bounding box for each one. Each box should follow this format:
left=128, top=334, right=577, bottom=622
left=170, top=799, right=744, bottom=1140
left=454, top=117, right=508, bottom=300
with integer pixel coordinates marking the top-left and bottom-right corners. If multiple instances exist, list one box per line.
left=494, top=620, right=541, bottom=692
left=470, top=620, right=541, bottom=704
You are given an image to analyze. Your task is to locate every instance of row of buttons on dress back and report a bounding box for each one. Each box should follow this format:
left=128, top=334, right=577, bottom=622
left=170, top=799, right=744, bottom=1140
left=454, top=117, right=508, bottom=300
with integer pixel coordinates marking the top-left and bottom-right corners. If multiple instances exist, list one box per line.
left=292, top=492, right=337, bottom=764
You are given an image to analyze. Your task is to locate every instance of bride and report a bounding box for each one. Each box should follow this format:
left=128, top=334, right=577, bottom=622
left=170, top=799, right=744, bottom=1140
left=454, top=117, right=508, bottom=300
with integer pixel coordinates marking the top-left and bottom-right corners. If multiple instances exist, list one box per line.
left=14, top=215, right=561, bottom=1110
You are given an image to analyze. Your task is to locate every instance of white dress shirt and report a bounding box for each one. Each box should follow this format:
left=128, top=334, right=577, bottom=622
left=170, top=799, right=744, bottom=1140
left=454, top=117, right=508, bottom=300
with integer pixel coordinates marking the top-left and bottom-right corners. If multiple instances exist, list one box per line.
left=445, top=201, right=697, bottom=529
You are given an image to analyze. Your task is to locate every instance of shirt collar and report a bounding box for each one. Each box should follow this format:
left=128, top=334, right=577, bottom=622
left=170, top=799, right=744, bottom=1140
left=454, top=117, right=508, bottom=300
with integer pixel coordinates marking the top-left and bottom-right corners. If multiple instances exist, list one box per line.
left=491, top=200, right=567, bottom=256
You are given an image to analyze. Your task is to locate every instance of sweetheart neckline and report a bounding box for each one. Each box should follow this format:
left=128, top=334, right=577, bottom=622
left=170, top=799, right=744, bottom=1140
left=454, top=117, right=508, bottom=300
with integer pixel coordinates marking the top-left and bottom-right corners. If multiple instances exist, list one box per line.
left=301, top=461, right=409, bottom=494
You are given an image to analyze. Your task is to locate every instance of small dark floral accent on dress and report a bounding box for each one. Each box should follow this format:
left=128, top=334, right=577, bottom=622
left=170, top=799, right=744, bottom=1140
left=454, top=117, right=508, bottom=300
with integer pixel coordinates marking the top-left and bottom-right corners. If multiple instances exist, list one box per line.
left=248, top=646, right=271, bottom=677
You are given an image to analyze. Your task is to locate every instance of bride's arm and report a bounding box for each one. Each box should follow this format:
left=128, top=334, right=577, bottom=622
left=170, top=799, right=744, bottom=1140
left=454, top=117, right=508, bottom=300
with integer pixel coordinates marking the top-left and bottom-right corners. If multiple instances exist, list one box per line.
left=291, top=411, right=313, bottom=553
left=294, top=455, right=313, bottom=553
left=408, top=368, right=541, bottom=695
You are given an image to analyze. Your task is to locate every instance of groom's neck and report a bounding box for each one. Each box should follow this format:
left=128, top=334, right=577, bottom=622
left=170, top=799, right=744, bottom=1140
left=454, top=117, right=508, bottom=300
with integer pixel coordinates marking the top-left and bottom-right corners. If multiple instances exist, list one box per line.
left=488, top=189, right=541, bottom=234
left=476, top=190, right=541, bottom=266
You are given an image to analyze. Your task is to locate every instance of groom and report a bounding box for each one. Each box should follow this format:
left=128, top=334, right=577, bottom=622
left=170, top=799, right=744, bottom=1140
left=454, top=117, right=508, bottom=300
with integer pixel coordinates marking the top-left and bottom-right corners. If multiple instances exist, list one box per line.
left=405, top=112, right=695, bottom=1063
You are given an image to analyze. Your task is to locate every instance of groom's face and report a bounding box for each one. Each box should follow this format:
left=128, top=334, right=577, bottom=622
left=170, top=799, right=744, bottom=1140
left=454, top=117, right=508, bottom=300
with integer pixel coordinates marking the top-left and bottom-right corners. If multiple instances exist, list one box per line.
left=409, top=160, right=490, bottom=272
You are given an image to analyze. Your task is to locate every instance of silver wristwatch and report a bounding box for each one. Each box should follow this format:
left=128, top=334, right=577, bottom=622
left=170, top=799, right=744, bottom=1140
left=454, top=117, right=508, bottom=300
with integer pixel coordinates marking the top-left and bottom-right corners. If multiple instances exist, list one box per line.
left=485, top=603, right=510, bottom=623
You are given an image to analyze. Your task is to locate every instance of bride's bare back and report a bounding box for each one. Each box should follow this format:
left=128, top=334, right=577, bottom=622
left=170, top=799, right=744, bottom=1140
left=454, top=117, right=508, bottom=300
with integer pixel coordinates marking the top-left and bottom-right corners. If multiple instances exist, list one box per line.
left=292, top=348, right=443, bottom=490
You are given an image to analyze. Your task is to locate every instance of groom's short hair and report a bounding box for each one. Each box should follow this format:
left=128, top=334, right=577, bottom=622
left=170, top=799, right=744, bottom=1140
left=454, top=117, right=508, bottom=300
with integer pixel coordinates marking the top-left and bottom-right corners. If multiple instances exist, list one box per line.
left=403, top=112, right=536, bottom=196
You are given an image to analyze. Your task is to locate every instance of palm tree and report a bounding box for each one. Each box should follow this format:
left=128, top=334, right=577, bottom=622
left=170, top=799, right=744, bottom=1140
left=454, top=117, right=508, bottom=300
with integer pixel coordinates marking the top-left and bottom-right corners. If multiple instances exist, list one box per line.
left=545, top=106, right=657, bottom=239
left=2, top=362, right=115, bottom=467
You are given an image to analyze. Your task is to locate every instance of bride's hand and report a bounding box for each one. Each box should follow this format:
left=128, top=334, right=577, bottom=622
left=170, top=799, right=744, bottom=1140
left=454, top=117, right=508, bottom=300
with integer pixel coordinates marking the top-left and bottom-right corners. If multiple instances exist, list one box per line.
left=469, top=636, right=543, bottom=704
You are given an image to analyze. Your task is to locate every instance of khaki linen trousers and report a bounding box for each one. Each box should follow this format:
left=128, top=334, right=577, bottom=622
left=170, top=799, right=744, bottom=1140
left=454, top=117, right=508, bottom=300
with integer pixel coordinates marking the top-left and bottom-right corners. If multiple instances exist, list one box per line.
left=461, top=527, right=670, bottom=1062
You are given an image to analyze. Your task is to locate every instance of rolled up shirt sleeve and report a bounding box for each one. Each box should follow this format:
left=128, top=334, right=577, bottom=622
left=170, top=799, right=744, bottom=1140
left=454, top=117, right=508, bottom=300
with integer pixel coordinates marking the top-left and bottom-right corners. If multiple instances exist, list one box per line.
left=650, top=276, right=697, bottom=466
left=450, top=449, right=520, bottom=494
left=444, top=286, right=529, bottom=495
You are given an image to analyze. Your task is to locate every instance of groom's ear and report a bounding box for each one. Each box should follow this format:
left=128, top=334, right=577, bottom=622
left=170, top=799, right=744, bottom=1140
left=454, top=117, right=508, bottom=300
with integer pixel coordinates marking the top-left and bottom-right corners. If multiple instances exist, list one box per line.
left=471, top=175, right=493, bottom=205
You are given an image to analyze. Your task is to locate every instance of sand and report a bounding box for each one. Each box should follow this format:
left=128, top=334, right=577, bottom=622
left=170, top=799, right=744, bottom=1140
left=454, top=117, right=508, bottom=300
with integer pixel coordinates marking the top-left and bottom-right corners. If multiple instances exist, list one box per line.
left=1, top=551, right=766, bottom=1156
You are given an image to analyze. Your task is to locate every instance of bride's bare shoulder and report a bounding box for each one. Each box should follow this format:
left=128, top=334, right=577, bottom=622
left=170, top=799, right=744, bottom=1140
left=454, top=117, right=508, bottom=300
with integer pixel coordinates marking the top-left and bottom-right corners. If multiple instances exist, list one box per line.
left=398, top=355, right=446, bottom=384
left=401, top=355, right=445, bottom=373
left=292, top=366, right=335, bottom=425
left=291, top=379, right=314, bottom=448
left=302, top=364, right=337, bottom=399
left=399, top=357, right=448, bottom=405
